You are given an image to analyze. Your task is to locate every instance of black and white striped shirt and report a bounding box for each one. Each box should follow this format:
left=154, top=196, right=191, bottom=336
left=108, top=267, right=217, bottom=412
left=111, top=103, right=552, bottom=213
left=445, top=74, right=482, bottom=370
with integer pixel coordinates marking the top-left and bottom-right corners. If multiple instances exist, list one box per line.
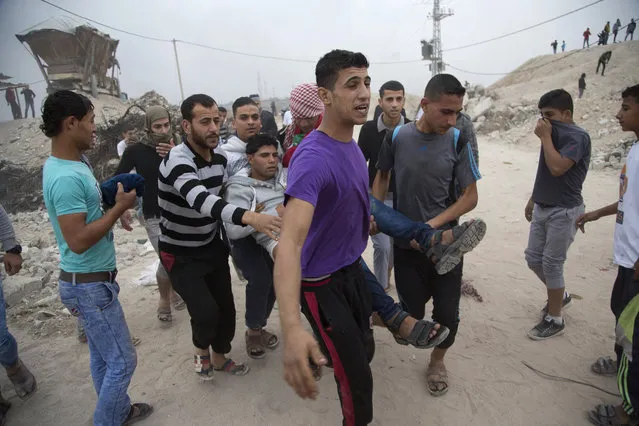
left=158, top=140, right=247, bottom=253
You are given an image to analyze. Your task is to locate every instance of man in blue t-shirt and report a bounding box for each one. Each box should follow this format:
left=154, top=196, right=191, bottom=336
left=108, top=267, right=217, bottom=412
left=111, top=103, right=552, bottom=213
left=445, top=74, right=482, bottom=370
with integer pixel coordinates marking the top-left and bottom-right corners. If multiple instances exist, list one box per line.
left=41, top=91, right=152, bottom=425
left=524, top=89, right=591, bottom=341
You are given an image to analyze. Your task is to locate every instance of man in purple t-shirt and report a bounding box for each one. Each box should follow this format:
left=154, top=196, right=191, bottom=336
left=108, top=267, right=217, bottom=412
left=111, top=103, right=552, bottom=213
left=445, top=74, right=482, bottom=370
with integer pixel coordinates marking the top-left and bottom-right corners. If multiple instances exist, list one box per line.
left=273, top=50, right=375, bottom=425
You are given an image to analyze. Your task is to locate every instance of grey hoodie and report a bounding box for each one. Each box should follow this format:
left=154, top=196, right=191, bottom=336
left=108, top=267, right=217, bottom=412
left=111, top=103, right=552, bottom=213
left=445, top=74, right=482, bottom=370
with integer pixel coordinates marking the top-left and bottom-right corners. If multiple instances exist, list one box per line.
left=221, top=135, right=250, bottom=177
left=223, top=166, right=286, bottom=249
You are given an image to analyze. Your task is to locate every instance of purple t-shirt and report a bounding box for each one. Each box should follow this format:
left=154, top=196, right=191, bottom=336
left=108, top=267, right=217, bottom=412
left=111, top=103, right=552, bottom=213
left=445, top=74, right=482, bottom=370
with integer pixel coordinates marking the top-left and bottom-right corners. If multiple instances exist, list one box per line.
left=286, top=130, right=370, bottom=278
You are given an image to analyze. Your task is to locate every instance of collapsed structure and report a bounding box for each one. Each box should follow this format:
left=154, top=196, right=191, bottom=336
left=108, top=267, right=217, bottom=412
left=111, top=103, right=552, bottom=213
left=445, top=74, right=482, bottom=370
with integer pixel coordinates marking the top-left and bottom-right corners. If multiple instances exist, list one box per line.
left=15, top=17, right=123, bottom=98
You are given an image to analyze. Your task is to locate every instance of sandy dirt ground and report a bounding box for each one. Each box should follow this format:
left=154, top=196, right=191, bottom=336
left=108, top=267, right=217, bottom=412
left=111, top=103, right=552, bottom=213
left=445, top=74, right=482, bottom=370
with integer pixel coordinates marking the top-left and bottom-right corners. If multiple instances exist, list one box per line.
left=2, top=137, right=625, bottom=426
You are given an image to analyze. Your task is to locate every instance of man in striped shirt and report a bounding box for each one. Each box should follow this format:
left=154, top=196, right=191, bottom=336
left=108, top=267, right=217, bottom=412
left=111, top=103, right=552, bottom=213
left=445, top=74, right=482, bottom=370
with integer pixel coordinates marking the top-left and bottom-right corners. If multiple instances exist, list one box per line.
left=157, top=94, right=282, bottom=380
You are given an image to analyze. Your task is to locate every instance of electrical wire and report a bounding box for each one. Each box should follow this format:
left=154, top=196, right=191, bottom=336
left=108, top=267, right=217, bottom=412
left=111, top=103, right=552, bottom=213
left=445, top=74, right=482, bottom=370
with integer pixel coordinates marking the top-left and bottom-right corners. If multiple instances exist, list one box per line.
left=38, top=0, right=171, bottom=42
left=37, top=0, right=614, bottom=67
left=442, top=0, right=604, bottom=52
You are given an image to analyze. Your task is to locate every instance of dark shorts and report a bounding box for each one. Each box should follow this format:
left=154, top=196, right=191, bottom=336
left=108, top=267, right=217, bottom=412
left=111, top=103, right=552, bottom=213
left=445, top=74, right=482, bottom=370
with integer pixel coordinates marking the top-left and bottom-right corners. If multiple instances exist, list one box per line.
left=300, top=262, right=374, bottom=426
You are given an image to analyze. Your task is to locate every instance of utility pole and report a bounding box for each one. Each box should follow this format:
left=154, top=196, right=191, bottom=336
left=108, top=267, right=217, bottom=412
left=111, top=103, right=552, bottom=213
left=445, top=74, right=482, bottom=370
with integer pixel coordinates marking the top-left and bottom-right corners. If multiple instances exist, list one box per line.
left=428, top=0, right=454, bottom=77
left=172, top=39, right=185, bottom=102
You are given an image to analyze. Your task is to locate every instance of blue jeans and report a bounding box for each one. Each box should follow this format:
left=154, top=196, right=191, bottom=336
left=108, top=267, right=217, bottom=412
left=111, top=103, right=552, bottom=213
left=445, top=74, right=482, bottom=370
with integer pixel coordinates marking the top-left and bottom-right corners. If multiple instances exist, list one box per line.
left=369, top=195, right=434, bottom=248
left=360, top=259, right=401, bottom=323
left=371, top=198, right=393, bottom=290
left=366, top=195, right=437, bottom=324
left=0, top=276, right=18, bottom=368
left=59, top=279, right=137, bottom=426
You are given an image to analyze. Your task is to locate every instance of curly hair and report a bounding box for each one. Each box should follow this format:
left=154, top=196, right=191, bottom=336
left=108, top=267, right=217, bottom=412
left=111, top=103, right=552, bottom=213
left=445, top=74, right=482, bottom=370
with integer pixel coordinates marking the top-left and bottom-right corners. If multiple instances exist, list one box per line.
left=40, top=90, right=94, bottom=138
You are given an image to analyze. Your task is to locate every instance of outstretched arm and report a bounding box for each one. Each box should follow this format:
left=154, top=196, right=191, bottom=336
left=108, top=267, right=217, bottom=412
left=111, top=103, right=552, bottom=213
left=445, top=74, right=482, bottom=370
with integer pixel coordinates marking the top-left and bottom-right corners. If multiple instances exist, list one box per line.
left=274, top=197, right=327, bottom=400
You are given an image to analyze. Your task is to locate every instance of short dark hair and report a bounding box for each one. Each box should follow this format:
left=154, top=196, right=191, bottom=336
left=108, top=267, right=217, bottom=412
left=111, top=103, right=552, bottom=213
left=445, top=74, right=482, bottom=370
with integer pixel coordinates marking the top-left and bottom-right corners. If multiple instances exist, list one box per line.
left=40, top=90, right=94, bottom=138
left=246, top=134, right=279, bottom=155
left=218, top=106, right=227, bottom=113
left=538, top=89, right=573, bottom=114
left=379, top=80, right=405, bottom=97
left=316, top=49, right=369, bottom=90
left=424, top=74, right=466, bottom=100
left=621, top=85, right=639, bottom=103
left=122, top=123, right=135, bottom=133
left=233, top=97, right=258, bottom=116
left=181, top=94, right=216, bottom=122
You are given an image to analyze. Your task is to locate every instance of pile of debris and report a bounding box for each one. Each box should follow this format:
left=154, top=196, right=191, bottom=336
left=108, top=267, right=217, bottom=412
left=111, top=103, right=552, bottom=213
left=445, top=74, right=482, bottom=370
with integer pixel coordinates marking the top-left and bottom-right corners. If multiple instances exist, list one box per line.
left=2, top=209, right=155, bottom=339
left=0, top=90, right=185, bottom=212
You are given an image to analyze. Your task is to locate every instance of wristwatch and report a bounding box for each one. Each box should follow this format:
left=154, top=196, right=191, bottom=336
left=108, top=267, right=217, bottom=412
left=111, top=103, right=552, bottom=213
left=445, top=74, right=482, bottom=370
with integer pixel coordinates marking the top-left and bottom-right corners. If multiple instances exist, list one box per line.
left=6, top=245, right=22, bottom=255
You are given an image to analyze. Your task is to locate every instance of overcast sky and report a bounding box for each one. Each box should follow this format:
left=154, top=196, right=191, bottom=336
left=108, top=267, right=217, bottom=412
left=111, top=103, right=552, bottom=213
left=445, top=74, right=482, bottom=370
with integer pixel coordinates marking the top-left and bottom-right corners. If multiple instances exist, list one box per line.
left=0, top=0, right=637, bottom=122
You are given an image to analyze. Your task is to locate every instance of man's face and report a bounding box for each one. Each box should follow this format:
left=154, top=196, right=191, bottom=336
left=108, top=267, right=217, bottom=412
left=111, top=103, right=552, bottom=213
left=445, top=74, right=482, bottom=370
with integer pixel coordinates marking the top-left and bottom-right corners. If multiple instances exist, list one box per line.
left=220, top=111, right=227, bottom=123
left=183, top=104, right=220, bottom=150
left=70, top=110, right=96, bottom=151
left=540, top=107, right=572, bottom=124
left=297, top=115, right=321, bottom=134
left=616, top=96, right=639, bottom=133
left=322, top=67, right=371, bottom=125
left=151, top=117, right=171, bottom=135
left=122, top=130, right=134, bottom=142
left=233, top=105, right=261, bottom=141
left=421, top=94, right=463, bottom=134
left=248, top=144, right=279, bottom=180
left=378, top=89, right=405, bottom=121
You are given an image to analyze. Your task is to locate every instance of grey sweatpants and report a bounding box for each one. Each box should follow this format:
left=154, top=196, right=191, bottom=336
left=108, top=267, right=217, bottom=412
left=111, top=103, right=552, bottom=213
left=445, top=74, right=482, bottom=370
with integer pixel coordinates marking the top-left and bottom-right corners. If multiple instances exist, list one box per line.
left=524, top=204, right=584, bottom=289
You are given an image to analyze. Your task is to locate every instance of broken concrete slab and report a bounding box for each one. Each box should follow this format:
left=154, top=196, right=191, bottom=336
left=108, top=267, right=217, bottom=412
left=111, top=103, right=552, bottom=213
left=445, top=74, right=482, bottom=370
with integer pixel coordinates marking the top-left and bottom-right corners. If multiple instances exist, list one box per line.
left=3, top=275, right=44, bottom=306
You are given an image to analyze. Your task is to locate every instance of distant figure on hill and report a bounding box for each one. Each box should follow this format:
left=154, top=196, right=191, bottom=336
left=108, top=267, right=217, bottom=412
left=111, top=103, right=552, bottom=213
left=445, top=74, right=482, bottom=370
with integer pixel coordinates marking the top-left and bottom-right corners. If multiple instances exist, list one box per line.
left=561, top=40, right=566, bottom=52
left=551, top=40, right=558, bottom=54
left=4, top=88, right=21, bottom=120
left=626, top=19, right=636, bottom=41
left=603, top=21, right=611, bottom=44
left=20, top=86, right=36, bottom=118
left=596, top=51, right=612, bottom=76
left=583, top=27, right=591, bottom=48
left=578, top=73, right=586, bottom=99
left=270, top=100, right=276, bottom=116
left=612, top=18, right=621, bottom=43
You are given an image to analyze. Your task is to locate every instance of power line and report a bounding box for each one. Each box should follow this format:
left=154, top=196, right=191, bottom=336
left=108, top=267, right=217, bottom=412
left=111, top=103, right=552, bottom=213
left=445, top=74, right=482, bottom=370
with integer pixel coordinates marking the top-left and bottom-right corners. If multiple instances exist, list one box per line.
left=175, top=40, right=316, bottom=63
left=36, top=0, right=611, bottom=68
left=445, top=49, right=583, bottom=76
left=443, top=0, right=604, bottom=52
left=38, top=0, right=170, bottom=42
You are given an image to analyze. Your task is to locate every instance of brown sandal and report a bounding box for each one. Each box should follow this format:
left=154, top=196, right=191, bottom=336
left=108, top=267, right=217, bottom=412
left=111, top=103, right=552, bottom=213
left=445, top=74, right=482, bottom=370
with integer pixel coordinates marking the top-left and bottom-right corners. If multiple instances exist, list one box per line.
left=426, top=364, right=449, bottom=396
left=261, top=329, right=279, bottom=350
left=245, top=330, right=266, bottom=359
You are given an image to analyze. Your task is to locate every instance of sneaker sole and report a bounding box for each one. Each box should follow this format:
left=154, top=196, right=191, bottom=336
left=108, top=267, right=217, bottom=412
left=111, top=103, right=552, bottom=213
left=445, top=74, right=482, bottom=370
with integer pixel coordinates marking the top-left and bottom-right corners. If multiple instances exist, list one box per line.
left=435, top=219, right=487, bottom=275
left=527, top=327, right=565, bottom=341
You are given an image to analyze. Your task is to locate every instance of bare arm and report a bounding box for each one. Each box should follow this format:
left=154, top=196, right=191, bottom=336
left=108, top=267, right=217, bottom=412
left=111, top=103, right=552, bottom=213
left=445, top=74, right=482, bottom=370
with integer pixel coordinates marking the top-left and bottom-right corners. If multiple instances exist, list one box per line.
left=576, top=201, right=618, bottom=233
left=540, top=135, right=575, bottom=177
left=372, top=170, right=391, bottom=202
left=274, top=197, right=314, bottom=332
left=58, top=184, right=136, bottom=254
left=274, top=197, right=327, bottom=400
left=427, top=182, right=478, bottom=229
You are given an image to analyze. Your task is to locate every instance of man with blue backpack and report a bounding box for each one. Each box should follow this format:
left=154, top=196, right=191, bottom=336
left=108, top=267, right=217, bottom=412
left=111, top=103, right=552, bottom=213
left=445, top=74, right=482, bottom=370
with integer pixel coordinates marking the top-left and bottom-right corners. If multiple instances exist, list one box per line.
left=373, top=74, right=485, bottom=397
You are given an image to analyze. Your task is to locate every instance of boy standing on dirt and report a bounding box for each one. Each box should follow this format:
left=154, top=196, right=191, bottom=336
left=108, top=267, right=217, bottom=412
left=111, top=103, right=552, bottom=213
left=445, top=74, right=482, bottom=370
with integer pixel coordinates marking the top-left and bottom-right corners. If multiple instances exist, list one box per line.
left=577, top=84, right=639, bottom=426
left=524, top=89, right=591, bottom=341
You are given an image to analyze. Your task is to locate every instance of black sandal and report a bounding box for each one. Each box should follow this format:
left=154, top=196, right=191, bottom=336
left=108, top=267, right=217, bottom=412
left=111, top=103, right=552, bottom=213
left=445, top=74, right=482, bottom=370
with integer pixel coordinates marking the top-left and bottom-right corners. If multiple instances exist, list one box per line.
left=426, top=219, right=487, bottom=275
left=386, top=311, right=450, bottom=349
left=123, top=402, right=153, bottom=425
